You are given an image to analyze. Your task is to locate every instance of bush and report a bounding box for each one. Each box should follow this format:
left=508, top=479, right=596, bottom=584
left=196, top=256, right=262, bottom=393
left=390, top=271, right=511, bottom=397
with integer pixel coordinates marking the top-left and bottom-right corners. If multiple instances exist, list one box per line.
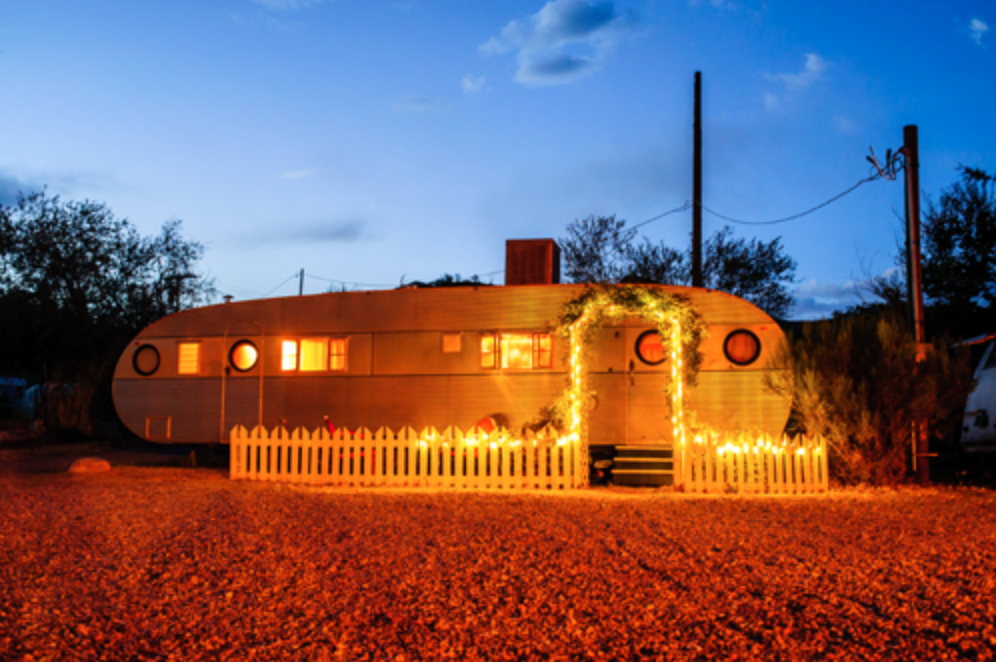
left=767, top=310, right=974, bottom=485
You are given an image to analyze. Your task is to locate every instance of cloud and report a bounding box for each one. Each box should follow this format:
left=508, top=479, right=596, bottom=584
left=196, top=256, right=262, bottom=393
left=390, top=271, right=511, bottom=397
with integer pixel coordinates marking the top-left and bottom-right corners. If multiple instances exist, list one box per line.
left=0, top=172, right=34, bottom=206
left=461, top=75, right=488, bottom=94
left=0, top=168, right=112, bottom=206
left=970, top=18, right=989, bottom=45
left=251, top=0, right=331, bottom=9
left=279, top=168, right=318, bottom=180
left=790, top=278, right=863, bottom=320
left=391, top=95, right=450, bottom=113
left=763, top=53, right=827, bottom=108
left=833, top=115, right=858, bottom=134
left=688, top=0, right=738, bottom=9
left=229, top=12, right=303, bottom=31
left=242, top=219, right=368, bottom=246
left=480, top=0, right=635, bottom=86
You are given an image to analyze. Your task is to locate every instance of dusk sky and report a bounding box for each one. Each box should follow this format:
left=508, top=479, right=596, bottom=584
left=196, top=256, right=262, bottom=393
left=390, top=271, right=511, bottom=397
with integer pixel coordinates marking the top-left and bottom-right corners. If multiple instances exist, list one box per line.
left=1, top=0, right=993, bottom=318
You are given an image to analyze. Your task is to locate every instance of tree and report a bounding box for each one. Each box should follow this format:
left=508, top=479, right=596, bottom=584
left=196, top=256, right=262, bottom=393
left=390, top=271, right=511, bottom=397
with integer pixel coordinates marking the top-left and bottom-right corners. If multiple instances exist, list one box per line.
left=622, top=238, right=687, bottom=286
left=859, top=166, right=996, bottom=339
left=560, top=215, right=798, bottom=318
left=3, top=193, right=214, bottom=330
left=701, top=227, right=796, bottom=318
left=917, top=166, right=996, bottom=338
left=923, top=167, right=996, bottom=309
left=0, top=191, right=215, bottom=435
left=560, top=215, right=635, bottom=284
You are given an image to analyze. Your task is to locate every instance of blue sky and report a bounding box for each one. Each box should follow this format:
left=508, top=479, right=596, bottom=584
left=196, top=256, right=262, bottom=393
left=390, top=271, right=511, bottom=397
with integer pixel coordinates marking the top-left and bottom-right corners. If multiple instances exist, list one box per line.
left=0, top=0, right=993, bottom=318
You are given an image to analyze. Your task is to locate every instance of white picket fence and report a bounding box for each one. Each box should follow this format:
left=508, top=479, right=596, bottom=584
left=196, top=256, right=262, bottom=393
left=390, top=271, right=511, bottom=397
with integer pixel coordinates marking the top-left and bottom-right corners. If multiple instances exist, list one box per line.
left=680, top=434, right=828, bottom=494
left=230, top=424, right=584, bottom=490
left=230, top=424, right=828, bottom=494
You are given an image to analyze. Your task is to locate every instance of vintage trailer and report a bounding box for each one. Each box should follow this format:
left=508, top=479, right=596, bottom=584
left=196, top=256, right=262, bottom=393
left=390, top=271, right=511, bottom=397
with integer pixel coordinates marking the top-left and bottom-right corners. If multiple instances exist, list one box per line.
left=112, top=278, right=791, bottom=448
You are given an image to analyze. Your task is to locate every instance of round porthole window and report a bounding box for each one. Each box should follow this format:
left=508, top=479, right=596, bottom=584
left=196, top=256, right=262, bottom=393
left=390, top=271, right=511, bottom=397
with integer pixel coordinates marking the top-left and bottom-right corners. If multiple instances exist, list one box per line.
left=133, top=344, right=160, bottom=376
left=635, top=330, right=667, bottom=366
left=230, top=340, right=259, bottom=372
left=724, top=330, right=761, bottom=366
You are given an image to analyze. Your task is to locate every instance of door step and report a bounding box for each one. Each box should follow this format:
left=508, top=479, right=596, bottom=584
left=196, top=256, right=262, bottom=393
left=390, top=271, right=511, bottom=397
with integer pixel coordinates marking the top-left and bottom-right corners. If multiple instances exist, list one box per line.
left=611, top=446, right=674, bottom=487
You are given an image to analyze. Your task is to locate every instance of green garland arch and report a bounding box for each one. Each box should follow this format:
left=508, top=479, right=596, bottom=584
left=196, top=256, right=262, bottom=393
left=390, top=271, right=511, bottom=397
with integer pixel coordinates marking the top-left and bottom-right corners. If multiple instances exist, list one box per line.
left=547, top=284, right=706, bottom=483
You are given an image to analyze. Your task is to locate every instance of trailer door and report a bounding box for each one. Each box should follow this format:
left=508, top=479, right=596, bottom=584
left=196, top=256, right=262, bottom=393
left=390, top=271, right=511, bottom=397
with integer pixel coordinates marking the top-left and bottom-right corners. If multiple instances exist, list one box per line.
left=626, top=327, right=672, bottom=446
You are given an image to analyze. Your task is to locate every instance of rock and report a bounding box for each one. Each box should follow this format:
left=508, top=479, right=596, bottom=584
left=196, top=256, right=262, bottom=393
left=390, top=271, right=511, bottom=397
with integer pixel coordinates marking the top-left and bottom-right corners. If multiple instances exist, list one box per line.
left=68, top=457, right=111, bottom=474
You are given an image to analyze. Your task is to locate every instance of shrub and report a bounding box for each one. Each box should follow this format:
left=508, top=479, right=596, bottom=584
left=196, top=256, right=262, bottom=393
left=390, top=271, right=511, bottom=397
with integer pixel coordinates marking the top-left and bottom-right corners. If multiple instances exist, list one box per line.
left=766, top=310, right=974, bottom=485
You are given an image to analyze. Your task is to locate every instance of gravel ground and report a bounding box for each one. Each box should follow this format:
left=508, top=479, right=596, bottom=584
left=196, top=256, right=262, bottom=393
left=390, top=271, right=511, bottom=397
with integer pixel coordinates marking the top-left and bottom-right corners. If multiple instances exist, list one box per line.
left=2, top=462, right=996, bottom=661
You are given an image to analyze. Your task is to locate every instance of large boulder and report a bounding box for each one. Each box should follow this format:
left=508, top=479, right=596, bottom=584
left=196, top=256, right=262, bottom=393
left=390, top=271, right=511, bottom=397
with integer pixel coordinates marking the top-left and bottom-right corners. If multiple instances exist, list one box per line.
left=68, top=457, right=111, bottom=474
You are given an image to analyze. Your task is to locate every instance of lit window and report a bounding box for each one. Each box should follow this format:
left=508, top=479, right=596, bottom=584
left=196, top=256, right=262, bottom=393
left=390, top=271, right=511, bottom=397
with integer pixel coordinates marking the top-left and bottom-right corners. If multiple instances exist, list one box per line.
left=280, top=338, right=346, bottom=372
left=481, top=334, right=497, bottom=369
left=329, top=339, right=346, bottom=371
left=281, top=341, right=298, bottom=371
left=635, top=330, right=666, bottom=366
left=724, top=329, right=761, bottom=366
left=177, top=342, right=200, bottom=375
left=300, top=339, right=328, bottom=372
left=534, top=333, right=552, bottom=368
left=502, top=334, right=534, bottom=369
left=482, top=333, right=553, bottom=370
left=442, top=333, right=462, bottom=353
left=230, top=340, right=258, bottom=372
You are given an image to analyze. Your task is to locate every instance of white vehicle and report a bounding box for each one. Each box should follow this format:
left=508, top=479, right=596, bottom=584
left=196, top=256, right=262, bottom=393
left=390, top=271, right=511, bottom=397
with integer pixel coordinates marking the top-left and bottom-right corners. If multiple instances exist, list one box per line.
left=962, top=333, right=996, bottom=452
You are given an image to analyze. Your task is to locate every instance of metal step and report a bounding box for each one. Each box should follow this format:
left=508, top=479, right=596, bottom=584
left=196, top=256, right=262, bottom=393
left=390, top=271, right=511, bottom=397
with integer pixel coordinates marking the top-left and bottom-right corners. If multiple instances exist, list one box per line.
left=608, top=445, right=675, bottom=487
left=614, top=458, right=673, bottom=471
left=612, top=468, right=674, bottom=487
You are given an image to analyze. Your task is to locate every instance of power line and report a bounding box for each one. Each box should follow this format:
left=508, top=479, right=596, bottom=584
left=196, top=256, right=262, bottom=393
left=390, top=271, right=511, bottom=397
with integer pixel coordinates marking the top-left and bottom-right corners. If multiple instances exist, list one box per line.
left=261, top=273, right=300, bottom=297
left=630, top=201, right=691, bottom=230
left=701, top=174, right=880, bottom=226
left=305, top=273, right=395, bottom=289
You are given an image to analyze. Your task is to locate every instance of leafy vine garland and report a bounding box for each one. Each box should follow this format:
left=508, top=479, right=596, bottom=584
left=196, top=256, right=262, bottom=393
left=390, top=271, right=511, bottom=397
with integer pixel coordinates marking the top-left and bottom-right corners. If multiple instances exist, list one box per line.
left=546, top=284, right=706, bottom=480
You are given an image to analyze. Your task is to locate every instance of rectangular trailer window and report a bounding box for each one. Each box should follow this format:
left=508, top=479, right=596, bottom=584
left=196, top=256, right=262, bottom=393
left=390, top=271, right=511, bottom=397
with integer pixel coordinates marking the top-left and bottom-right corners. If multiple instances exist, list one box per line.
left=501, top=334, right=534, bottom=369
left=534, top=333, right=552, bottom=368
left=300, top=339, right=328, bottom=372
left=177, top=342, right=199, bottom=375
left=480, top=334, right=497, bottom=369
left=281, top=338, right=347, bottom=372
left=281, top=341, right=298, bottom=370
left=481, top=333, right=552, bottom=370
left=329, top=339, right=346, bottom=371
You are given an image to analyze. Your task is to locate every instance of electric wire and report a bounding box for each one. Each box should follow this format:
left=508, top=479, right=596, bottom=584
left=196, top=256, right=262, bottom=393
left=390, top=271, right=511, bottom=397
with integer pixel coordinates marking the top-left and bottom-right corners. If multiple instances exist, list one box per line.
left=700, top=174, right=880, bottom=226
left=261, top=273, right=300, bottom=297
left=305, top=273, right=395, bottom=289
left=630, top=201, right=692, bottom=230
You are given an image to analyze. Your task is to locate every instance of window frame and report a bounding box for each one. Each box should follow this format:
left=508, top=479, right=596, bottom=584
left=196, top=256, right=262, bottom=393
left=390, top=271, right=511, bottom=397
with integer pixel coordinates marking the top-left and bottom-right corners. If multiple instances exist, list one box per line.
left=280, top=337, right=348, bottom=373
left=635, top=330, right=667, bottom=366
left=133, top=344, right=161, bottom=377
left=723, top=329, right=762, bottom=366
left=229, top=339, right=259, bottom=373
left=480, top=332, right=553, bottom=370
left=177, top=341, right=201, bottom=376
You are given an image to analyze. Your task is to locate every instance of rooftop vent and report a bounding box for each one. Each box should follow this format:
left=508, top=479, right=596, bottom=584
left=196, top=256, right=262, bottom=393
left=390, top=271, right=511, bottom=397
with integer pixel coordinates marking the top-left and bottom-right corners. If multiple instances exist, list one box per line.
left=505, top=239, right=561, bottom=286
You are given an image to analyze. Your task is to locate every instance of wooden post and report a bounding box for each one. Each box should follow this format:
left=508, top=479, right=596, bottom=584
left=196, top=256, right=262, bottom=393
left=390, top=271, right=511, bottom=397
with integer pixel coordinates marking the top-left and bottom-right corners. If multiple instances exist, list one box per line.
left=692, top=71, right=704, bottom=287
left=903, top=125, right=931, bottom=486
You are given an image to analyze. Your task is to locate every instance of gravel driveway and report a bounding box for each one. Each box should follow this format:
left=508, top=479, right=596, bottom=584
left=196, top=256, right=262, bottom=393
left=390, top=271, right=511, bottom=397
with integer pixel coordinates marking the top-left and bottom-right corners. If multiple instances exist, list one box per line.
left=2, top=464, right=995, bottom=661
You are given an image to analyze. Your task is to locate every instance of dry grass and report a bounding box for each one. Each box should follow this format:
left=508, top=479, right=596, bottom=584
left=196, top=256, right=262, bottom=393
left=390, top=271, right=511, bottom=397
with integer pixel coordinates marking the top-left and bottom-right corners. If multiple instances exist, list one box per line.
left=1, top=463, right=995, bottom=661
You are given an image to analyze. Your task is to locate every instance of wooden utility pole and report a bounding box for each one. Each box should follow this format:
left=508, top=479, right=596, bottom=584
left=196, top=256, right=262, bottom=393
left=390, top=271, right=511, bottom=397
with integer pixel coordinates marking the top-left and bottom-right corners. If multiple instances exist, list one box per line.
left=903, top=124, right=930, bottom=485
left=692, top=71, right=703, bottom=287
left=299, top=268, right=305, bottom=296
